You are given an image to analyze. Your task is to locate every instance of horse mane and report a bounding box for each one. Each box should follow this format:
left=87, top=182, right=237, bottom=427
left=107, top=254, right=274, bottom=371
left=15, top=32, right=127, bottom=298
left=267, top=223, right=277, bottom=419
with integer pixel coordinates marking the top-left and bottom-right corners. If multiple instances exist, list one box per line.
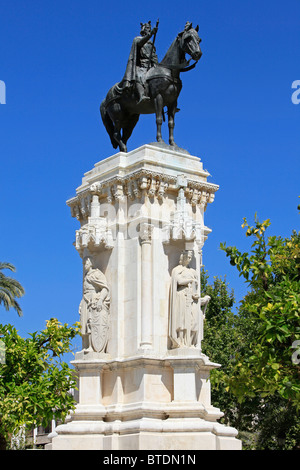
left=160, top=35, right=183, bottom=67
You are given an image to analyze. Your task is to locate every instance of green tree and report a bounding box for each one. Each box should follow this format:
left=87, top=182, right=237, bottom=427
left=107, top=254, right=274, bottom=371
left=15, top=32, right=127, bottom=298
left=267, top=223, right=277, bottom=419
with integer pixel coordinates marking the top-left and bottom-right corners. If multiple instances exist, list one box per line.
left=201, top=272, right=237, bottom=418
left=0, top=262, right=25, bottom=317
left=0, top=318, right=80, bottom=449
left=219, top=213, right=300, bottom=449
left=201, top=272, right=261, bottom=446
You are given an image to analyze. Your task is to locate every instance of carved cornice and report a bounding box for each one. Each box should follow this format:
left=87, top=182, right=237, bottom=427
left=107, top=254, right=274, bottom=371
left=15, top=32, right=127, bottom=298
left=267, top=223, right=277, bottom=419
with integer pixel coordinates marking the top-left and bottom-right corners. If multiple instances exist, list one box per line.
left=67, top=169, right=219, bottom=221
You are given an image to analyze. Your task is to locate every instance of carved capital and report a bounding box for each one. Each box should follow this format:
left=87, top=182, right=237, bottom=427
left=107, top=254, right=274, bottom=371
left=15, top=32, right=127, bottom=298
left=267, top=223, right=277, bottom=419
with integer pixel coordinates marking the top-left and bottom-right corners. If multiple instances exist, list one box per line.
left=139, top=223, right=154, bottom=244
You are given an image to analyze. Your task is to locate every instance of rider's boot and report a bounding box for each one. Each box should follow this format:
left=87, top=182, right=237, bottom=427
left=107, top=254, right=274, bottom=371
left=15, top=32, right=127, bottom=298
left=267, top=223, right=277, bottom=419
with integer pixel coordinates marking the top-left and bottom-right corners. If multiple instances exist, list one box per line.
left=136, top=83, right=150, bottom=104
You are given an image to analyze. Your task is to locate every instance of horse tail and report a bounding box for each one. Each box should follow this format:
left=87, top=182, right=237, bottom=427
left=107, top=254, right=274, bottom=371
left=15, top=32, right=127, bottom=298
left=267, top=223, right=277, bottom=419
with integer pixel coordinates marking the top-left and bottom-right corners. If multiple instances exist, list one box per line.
left=100, top=99, right=118, bottom=149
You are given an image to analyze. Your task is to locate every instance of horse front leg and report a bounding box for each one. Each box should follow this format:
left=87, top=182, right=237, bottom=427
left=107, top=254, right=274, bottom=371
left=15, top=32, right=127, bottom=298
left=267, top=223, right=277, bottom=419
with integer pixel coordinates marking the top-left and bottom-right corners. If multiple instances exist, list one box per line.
left=154, top=95, right=164, bottom=143
left=168, top=101, right=177, bottom=147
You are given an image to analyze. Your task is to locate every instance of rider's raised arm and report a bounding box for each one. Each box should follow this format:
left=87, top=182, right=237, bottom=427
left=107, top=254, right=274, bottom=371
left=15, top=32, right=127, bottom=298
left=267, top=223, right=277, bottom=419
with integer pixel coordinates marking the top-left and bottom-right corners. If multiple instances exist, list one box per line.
left=136, top=27, right=157, bottom=48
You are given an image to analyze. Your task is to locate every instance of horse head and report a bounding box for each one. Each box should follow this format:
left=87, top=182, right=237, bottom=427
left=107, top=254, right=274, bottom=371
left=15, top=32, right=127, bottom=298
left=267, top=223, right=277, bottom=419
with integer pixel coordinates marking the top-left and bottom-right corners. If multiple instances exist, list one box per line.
left=179, top=23, right=202, bottom=62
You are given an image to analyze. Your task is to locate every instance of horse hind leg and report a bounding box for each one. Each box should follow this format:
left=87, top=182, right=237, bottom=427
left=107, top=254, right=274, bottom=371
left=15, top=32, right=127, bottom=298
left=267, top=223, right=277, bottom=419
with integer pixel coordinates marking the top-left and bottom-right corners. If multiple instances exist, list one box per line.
left=154, top=95, right=164, bottom=143
left=168, top=102, right=177, bottom=147
left=106, top=102, right=127, bottom=152
left=100, top=102, right=118, bottom=149
left=113, top=120, right=127, bottom=152
left=122, top=115, right=140, bottom=150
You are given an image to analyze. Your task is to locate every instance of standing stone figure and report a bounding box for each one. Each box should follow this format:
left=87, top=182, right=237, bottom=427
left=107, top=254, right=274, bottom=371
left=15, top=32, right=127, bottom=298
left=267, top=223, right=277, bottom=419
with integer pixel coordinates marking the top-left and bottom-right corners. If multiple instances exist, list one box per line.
left=121, top=21, right=159, bottom=104
left=169, top=250, right=210, bottom=349
left=79, top=255, right=110, bottom=353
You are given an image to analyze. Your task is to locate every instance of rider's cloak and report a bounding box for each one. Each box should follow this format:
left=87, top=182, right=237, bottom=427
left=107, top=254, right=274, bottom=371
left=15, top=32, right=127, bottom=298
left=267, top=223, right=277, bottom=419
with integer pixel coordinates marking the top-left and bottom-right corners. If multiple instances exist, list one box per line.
left=122, top=36, right=141, bottom=83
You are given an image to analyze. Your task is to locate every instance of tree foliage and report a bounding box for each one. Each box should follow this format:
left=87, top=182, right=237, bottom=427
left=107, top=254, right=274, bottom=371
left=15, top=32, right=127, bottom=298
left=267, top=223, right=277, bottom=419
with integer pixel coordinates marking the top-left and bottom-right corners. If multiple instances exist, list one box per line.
left=0, top=262, right=25, bottom=317
left=201, top=273, right=238, bottom=419
left=220, top=214, right=300, bottom=409
left=201, top=209, right=300, bottom=449
left=204, top=212, right=300, bottom=450
left=0, top=318, right=80, bottom=449
left=201, top=272, right=261, bottom=441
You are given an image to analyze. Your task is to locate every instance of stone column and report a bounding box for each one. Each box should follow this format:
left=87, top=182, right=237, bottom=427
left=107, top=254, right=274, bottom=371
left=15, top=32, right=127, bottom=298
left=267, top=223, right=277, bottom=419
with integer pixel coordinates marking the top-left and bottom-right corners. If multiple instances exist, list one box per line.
left=194, top=239, right=204, bottom=350
left=139, top=223, right=154, bottom=350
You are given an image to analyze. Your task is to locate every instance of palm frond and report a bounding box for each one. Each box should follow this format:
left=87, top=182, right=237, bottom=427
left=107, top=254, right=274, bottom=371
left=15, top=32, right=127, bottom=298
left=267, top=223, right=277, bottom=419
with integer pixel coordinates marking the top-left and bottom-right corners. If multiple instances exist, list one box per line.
left=0, top=262, right=17, bottom=273
left=0, top=262, right=25, bottom=316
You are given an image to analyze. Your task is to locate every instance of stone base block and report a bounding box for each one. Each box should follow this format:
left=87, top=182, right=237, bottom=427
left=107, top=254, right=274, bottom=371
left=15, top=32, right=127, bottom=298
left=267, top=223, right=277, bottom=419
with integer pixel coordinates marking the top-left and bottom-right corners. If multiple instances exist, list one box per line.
left=50, top=417, right=241, bottom=450
left=48, top=354, right=241, bottom=450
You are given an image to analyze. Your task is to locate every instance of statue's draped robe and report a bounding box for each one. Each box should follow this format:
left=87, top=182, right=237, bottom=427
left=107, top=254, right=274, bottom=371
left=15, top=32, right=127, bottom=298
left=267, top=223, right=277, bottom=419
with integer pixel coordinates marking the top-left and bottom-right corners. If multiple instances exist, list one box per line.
left=169, top=265, right=199, bottom=348
left=79, top=268, right=110, bottom=337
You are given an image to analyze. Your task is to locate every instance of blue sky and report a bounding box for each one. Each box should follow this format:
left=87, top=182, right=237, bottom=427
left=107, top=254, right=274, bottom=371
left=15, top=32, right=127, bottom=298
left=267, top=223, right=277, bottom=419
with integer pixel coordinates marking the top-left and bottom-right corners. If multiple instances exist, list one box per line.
left=0, top=0, right=299, bottom=354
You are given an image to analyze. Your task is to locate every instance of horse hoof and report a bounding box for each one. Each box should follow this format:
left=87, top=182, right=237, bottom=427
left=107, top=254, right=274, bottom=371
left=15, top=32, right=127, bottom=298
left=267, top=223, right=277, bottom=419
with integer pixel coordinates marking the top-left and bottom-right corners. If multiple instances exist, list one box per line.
left=119, top=144, right=127, bottom=153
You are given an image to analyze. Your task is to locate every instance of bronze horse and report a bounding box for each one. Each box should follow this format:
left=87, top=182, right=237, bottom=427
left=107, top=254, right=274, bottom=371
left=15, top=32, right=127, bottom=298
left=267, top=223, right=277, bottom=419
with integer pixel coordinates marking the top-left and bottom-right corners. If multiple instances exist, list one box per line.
left=100, top=24, right=202, bottom=152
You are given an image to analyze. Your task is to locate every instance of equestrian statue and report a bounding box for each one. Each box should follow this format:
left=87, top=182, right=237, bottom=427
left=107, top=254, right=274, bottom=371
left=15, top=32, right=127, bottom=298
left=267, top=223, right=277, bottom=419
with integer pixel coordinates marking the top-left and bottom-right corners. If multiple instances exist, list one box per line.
left=100, top=21, right=202, bottom=152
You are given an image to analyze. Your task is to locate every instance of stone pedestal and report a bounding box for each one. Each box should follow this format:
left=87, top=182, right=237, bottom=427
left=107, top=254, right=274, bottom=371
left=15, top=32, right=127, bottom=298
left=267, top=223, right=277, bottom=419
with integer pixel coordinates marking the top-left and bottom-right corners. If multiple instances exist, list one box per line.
left=49, top=143, right=241, bottom=450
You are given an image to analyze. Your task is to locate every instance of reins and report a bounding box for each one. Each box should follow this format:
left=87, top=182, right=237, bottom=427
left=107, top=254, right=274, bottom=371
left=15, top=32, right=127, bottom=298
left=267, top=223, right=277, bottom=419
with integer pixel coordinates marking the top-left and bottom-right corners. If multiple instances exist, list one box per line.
left=163, top=59, right=198, bottom=72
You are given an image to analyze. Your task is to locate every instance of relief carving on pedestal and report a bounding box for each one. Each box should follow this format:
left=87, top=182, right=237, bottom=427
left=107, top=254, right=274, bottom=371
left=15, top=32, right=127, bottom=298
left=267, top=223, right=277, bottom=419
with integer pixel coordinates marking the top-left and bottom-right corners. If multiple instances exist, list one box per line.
left=169, top=250, right=210, bottom=349
left=79, top=255, right=110, bottom=354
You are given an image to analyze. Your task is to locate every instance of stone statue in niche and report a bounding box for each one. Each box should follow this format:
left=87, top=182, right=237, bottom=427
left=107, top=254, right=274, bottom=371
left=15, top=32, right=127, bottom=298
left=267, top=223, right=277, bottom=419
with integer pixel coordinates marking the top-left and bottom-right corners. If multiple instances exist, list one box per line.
left=169, top=250, right=210, bottom=349
left=79, top=255, right=110, bottom=353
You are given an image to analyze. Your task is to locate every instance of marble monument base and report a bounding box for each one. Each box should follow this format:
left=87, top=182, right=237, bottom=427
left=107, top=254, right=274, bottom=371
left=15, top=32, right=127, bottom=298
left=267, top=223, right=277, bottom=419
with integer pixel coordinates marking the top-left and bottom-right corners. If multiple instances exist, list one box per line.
left=49, top=351, right=241, bottom=450
left=48, top=144, right=241, bottom=450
